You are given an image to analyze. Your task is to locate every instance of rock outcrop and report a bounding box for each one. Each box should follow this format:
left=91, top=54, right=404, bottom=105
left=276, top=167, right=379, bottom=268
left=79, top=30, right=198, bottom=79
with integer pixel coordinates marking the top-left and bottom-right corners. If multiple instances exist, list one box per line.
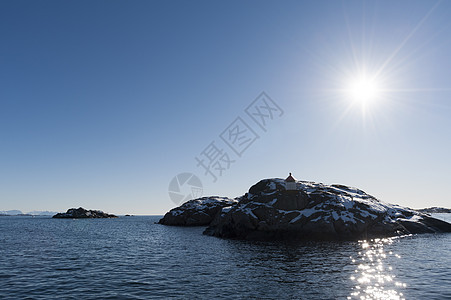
left=53, top=207, right=117, bottom=219
left=203, top=178, right=451, bottom=240
left=158, top=197, right=238, bottom=226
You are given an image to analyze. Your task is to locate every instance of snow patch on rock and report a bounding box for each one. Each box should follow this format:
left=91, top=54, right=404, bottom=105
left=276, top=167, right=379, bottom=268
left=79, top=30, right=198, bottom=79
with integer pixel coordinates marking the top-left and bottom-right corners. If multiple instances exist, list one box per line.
left=204, top=178, right=451, bottom=240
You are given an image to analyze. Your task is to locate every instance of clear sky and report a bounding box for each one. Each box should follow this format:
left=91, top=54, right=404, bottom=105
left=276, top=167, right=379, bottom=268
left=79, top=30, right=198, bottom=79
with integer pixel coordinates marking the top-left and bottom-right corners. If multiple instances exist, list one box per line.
left=1, top=0, right=450, bottom=214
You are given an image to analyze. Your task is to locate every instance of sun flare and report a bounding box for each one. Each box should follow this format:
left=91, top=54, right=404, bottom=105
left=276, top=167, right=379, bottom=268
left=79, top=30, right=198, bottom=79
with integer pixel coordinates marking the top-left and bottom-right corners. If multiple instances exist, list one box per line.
left=346, top=75, right=381, bottom=104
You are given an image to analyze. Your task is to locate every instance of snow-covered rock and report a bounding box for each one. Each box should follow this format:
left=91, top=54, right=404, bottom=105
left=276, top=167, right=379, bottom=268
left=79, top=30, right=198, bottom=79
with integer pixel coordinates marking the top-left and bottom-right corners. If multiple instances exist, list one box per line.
left=53, top=207, right=117, bottom=219
left=158, top=197, right=238, bottom=226
left=203, top=178, right=451, bottom=240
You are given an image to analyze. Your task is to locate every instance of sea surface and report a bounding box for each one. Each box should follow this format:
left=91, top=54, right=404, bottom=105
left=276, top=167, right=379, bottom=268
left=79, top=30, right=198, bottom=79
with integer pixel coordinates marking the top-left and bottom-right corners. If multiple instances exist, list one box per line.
left=0, top=214, right=450, bottom=299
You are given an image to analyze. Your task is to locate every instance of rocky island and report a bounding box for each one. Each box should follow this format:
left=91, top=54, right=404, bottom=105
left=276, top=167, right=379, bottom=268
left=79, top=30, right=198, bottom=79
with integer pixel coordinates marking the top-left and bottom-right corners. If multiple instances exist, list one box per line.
left=160, top=175, right=451, bottom=241
left=159, top=196, right=238, bottom=226
left=53, top=207, right=117, bottom=219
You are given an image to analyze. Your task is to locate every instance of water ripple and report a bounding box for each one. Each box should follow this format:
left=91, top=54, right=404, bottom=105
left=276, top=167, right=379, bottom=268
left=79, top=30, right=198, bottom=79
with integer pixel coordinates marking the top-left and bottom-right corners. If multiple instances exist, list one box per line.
left=0, top=216, right=449, bottom=299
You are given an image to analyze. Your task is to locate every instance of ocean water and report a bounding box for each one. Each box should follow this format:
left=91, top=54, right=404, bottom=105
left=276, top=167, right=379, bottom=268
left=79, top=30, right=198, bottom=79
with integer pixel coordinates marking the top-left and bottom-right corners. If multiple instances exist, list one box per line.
left=0, top=214, right=450, bottom=299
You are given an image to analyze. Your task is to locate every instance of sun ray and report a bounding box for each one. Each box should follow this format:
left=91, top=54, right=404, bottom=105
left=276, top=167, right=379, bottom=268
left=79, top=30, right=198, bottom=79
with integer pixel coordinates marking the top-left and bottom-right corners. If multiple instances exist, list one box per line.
left=374, top=1, right=441, bottom=79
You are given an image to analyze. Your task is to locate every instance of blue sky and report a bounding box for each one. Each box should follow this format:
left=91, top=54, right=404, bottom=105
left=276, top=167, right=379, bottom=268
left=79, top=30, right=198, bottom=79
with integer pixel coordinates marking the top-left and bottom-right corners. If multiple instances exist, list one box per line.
left=1, top=0, right=450, bottom=214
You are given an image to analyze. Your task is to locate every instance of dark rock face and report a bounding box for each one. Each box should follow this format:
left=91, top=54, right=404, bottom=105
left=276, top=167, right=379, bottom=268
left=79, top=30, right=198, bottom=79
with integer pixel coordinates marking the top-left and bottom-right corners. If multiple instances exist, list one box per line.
left=158, top=197, right=238, bottom=226
left=53, top=207, right=117, bottom=219
left=203, top=179, right=451, bottom=241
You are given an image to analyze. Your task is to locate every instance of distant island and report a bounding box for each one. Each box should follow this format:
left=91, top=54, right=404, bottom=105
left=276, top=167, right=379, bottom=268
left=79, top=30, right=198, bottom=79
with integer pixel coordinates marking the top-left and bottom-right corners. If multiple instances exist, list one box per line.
left=159, top=175, right=451, bottom=241
left=0, top=208, right=120, bottom=218
left=415, top=207, right=451, bottom=214
left=52, top=207, right=117, bottom=219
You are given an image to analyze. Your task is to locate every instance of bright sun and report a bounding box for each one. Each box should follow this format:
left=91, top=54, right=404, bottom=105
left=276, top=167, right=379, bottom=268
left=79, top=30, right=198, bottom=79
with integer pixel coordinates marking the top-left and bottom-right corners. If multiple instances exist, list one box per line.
left=346, top=75, right=381, bottom=104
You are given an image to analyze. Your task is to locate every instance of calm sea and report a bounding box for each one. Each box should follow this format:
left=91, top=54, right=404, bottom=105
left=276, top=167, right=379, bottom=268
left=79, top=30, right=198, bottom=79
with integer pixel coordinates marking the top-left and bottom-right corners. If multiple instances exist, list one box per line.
left=0, top=214, right=450, bottom=299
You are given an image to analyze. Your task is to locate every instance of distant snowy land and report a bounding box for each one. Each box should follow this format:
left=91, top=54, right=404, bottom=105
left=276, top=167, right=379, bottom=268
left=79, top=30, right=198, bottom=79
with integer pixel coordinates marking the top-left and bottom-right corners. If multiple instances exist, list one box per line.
left=0, top=210, right=58, bottom=216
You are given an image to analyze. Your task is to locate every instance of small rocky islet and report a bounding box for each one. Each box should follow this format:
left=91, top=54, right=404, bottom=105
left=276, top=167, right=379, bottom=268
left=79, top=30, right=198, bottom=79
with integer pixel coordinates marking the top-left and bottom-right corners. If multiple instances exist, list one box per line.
left=53, top=207, right=117, bottom=219
left=159, top=175, right=451, bottom=241
left=158, top=196, right=238, bottom=226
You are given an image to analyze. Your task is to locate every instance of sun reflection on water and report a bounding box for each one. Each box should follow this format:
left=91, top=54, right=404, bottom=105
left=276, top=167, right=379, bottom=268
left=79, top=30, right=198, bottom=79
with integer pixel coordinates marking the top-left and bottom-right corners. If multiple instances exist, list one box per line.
left=348, top=238, right=406, bottom=300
